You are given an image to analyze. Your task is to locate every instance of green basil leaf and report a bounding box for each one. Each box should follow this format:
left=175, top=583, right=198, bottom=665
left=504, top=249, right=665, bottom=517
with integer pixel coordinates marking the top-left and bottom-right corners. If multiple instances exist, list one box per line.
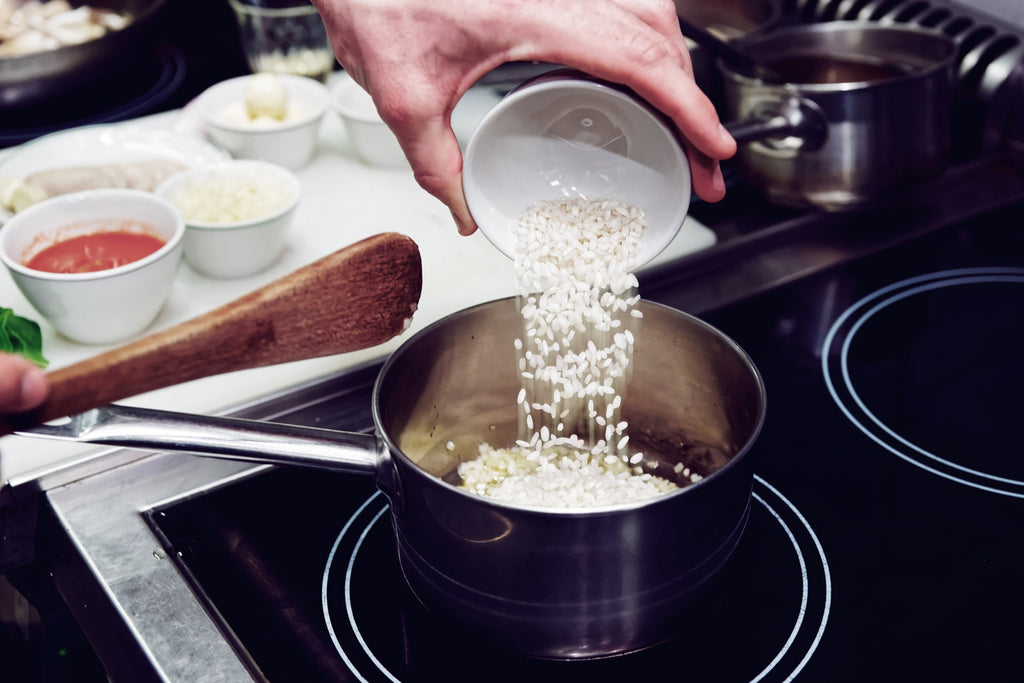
left=0, top=307, right=49, bottom=368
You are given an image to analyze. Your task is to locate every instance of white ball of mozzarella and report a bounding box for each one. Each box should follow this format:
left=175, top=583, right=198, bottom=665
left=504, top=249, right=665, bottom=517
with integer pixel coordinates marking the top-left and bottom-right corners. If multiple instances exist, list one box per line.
left=244, top=73, right=289, bottom=121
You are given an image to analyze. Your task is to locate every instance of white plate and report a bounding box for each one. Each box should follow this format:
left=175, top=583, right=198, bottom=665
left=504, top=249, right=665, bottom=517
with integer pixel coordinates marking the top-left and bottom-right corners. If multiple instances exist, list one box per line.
left=0, top=124, right=230, bottom=224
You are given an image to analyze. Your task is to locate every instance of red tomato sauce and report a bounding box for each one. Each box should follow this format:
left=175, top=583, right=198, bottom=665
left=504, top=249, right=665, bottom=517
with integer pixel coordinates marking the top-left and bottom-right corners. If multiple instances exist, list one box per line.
left=25, top=229, right=166, bottom=274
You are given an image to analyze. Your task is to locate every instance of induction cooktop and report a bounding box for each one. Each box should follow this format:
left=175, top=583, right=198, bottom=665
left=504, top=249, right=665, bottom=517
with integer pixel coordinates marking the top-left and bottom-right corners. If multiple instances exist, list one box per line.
left=145, top=205, right=1024, bottom=682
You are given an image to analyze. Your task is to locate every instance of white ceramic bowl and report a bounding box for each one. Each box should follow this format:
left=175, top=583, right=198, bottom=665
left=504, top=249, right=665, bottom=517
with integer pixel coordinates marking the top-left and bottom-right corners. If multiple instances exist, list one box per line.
left=462, top=71, right=692, bottom=269
left=155, top=160, right=300, bottom=279
left=196, top=73, right=329, bottom=170
left=0, top=189, right=185, bottom=345
left=330, top=74, right=408, bottom=168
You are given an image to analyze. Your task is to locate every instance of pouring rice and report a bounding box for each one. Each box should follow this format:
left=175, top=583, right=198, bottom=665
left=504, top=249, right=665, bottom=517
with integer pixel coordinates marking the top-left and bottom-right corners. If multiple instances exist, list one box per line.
left=458, top=197, right=692, bottom=507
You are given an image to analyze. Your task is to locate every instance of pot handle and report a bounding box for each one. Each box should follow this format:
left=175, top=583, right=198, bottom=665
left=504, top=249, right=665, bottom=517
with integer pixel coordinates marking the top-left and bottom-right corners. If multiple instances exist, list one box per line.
left=18, top=404, right=385, bottom=476
left=725, top=95, right=828, bottom=151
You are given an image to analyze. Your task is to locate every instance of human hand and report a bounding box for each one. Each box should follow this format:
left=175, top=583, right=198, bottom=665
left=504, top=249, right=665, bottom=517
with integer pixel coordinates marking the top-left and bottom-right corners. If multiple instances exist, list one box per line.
left=0, top=353, right=48, bottom=415
left=312, top=0, right=736, bottom=235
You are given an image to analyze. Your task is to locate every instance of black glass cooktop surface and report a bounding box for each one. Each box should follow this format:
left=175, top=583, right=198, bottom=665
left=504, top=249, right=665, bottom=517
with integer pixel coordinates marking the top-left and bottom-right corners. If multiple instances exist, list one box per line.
left=148, top=205, right=1024, bottom=682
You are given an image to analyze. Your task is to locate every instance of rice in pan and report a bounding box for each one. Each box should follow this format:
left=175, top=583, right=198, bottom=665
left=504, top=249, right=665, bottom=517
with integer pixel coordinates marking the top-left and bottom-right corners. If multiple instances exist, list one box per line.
left=459, top=197, right=693, bottom=508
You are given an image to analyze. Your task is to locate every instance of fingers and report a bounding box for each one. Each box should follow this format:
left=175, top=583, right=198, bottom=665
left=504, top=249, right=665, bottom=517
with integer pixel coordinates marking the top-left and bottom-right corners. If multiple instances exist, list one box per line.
left=556, top=36, right=734, bottom=163
left=686, top=144, right=727, bottom=203
left=607, top=0, right=694, bottom=74
left=508, top=0, right=736, bottom=196
left=326, top=0, right=738, bottom=234
left=396, top=112, right=479, bottom=236
left=0, top=354, right=48, bottom=414
left=631, top=73, right=737, bottom=167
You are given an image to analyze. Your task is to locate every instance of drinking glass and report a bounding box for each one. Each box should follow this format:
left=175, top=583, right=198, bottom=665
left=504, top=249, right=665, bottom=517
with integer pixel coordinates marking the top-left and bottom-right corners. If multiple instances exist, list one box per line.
left=228, top=0, right=336, bottom=82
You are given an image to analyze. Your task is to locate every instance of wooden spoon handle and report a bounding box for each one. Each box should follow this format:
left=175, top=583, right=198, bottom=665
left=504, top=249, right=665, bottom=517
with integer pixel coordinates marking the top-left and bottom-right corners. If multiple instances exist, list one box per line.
left=22, top=232, right=421, bottom=426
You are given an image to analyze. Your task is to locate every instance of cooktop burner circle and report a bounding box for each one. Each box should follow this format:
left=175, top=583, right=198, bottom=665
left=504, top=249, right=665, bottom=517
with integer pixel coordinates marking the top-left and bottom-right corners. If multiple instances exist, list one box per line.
left=822, top=267, right=1024, bottom=498
left=321, top=475, right=830, bottom=682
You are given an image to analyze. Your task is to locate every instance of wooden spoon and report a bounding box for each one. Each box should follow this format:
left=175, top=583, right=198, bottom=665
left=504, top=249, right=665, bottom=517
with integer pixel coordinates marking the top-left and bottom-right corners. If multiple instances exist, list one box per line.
left=3, top=232, right=421, bottom=431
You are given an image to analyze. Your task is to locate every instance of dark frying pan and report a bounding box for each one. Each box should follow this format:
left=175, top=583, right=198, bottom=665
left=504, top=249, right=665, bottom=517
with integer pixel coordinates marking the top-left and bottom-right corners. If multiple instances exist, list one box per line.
left=0, top=0, right=169, bottom=107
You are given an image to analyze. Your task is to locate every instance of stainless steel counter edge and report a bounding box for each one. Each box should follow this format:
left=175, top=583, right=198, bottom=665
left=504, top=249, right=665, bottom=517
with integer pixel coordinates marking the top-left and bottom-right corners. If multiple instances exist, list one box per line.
left=42, top=453, right=264, bottom=681
left=1, top=361, right=384, bottom=678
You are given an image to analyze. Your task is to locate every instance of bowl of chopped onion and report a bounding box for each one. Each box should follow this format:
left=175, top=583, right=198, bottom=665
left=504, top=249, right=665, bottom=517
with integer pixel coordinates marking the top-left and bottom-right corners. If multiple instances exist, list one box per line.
left=195, top=73, right=329, bottom=170
left=155, top=160, right=301, bottom=279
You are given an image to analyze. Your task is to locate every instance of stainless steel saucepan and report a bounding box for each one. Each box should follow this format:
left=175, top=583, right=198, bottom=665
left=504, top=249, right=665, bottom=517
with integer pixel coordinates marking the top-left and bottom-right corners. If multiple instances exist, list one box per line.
left=715, top=22, right=958, bottom=210
left=16, top=294, right=766, bottom=659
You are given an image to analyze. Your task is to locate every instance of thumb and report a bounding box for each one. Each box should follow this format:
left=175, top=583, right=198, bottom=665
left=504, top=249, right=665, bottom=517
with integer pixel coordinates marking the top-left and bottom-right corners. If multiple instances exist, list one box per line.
left=0, top=355, right=48, bottom=414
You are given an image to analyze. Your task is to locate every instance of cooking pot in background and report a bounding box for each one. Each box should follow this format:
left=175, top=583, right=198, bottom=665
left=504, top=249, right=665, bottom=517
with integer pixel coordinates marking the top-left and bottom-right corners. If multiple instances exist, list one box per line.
left=674, top=0, right=782, bottom=107
left=717, top=22, right=958, bottom=210
left=0, top=0, right=169, bottom=107
left=22, top=297, right=766, bottom=659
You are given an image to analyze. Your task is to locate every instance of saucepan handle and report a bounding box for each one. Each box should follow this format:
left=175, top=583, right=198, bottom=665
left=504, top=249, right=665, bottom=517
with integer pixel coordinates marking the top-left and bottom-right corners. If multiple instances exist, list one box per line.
left=725, top=94, right=829, bottom=151
left=19, top=404, right=385, bottom=476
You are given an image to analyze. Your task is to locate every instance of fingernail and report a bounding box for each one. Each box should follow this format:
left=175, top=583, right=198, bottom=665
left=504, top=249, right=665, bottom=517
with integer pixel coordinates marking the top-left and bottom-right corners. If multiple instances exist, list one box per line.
left=720, top=124, right=737, bottom=148
left=19, top=366, right=47, bottom=411
left=451, top=210, right=475, bottom=236
left=450, top=210, right=466, bottom=234
left=712, top=162, right=726, bottom=194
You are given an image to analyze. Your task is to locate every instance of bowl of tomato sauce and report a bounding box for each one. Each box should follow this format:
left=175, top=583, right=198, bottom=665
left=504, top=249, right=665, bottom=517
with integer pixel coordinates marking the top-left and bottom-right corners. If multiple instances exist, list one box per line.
left=0, top=188, right=185, bottom=345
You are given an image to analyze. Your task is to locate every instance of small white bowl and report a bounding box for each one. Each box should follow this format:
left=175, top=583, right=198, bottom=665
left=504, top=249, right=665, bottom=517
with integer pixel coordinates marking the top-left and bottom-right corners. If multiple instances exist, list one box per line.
left=330, top=74, right=408, bottom=168
left=0, top=189, right=185, bottom=345
left=462, top=70, right=692, bottom=269
left=196, top=73, right=329, bottom=170
left=155, top=160, right=300, bottom=279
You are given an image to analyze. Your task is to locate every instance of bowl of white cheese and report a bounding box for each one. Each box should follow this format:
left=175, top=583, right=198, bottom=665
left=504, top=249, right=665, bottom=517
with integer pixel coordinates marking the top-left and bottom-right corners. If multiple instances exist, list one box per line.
left=195, top=73, right=329, bottom=170
left=155, top=160, right=300, bottom=279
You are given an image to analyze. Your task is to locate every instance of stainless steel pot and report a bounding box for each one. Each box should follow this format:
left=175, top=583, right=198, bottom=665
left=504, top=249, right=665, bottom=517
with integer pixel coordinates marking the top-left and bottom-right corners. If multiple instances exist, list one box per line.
left=26, top=297, right=766, bottom=659
left=719, top=22, right=958, bottom=210
left=0, top=0, right=168, bottom=107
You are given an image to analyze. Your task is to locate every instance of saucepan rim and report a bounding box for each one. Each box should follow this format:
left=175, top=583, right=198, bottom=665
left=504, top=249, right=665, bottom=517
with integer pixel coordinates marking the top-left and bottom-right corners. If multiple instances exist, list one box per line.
left=371, top=295, right=767, bottom=516
left=717, top=20, right=959, bottom=93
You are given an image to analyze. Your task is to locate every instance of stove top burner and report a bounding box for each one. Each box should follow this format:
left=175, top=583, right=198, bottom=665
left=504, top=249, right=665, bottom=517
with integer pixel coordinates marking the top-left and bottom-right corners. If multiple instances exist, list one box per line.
left=0, top=42, right=186, bottom=149
left=822, top=267, right=1024, bottom=497
left=321, top=476, right=830, bottom=682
